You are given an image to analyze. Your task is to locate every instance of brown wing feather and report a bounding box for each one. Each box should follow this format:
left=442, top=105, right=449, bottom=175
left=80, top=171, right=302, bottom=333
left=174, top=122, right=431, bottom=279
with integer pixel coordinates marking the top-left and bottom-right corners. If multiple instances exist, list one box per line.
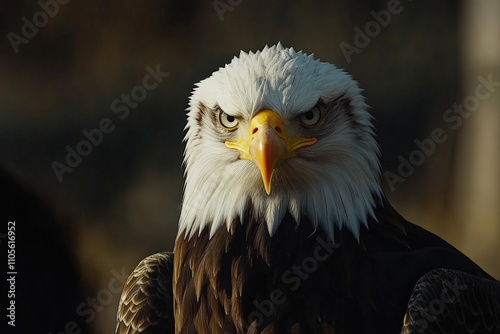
left=402, top=268, right=500, bottom=334
left=115, top=252, right=174, bottom=334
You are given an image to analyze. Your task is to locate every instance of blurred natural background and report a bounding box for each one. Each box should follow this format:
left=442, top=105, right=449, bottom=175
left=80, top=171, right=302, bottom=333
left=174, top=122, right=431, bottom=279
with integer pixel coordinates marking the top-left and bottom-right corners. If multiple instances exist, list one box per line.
left=0, top=0, right=499, bottom=333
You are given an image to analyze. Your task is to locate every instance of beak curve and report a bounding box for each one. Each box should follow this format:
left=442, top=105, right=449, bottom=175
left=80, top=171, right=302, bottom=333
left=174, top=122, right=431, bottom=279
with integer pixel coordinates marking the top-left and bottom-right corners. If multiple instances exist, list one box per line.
left=250, top=121, right=286, bottom=194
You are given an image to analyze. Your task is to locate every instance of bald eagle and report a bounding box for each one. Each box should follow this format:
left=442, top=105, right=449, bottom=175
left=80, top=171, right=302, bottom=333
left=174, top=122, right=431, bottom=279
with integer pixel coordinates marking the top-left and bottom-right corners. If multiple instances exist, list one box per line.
left=115, top=44, right=500, bottom=334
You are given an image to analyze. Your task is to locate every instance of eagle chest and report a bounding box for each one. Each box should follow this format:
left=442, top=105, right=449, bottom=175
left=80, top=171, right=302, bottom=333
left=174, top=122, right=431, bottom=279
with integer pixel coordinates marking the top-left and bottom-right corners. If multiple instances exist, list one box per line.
left=173, top=217, right=367, bottom=333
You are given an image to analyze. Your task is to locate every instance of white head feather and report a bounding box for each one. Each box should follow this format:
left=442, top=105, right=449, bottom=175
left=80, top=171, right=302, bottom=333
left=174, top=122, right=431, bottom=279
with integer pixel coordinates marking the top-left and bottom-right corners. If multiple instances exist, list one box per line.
left=178, top=43, right=381, bottom=241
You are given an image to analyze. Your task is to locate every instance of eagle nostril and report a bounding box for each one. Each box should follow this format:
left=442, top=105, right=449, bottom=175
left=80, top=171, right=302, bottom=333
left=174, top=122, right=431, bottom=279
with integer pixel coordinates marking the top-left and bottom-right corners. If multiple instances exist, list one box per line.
left=252, top=127, right=258, bottom=135
left=274, top=126, right=282, bottom=134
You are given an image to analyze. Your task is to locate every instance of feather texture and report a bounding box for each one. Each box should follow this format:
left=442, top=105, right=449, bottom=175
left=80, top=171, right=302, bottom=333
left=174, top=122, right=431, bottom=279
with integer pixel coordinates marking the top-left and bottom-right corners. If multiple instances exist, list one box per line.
left=115, top=252, right=174, bottom=334
left=402, top=268, right=500, bottom=334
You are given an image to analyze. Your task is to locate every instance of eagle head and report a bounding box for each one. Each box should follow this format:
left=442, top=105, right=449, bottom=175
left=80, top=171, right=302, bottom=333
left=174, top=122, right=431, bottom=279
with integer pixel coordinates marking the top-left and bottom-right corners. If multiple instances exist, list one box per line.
left=179, top=43, right=381, bottom=241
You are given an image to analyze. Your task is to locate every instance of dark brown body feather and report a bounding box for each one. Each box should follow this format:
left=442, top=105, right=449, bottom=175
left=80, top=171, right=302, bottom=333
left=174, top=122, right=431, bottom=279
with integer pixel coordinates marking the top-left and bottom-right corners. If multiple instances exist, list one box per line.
left=402, top=268, right=500, bottom=333
left=116, top=252, right=174, bottom=334
left=116, top=197, right=500, bottom=334
left=172, top=197, right=497, bottom=333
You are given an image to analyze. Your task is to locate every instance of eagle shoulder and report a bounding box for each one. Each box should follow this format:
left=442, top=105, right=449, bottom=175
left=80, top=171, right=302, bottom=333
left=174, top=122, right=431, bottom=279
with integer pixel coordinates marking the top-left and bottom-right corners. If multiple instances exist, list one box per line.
left=402, top=268, right=500, bottom=334
left=115, top=252, right=174, bottom=334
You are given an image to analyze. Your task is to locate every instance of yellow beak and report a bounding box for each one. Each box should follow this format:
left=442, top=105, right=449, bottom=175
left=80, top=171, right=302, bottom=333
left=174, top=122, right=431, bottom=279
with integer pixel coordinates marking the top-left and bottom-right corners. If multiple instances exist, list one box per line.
left=225, top=110, right=317, bottom=195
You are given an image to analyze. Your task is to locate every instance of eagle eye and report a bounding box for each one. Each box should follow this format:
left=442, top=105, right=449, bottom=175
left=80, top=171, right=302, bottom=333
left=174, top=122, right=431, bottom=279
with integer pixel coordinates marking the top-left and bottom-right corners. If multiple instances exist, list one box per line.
left=217, top=110, right=239, bottom=130
left=299, top=106, right=322, bottom=127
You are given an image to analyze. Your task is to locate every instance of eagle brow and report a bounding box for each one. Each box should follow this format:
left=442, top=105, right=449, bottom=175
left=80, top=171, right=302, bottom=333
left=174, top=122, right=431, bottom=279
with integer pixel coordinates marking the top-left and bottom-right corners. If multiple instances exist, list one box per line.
left=295, top=94, right=345, bottom=117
